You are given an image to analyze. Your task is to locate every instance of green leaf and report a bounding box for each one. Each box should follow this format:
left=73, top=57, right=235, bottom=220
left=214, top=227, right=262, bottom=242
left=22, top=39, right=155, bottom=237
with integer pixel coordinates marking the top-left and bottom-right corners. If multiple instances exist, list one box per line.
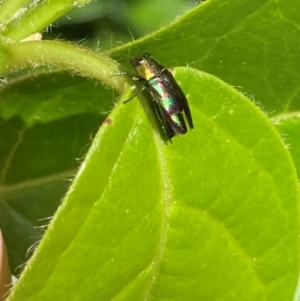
left=0, top=111, right=104, bottom=271
left=274, top=114, right=300, bottom=178
left=110, top=0, right=300, bottom=115
left=8, top=68, right=299, bottom=301
left=0, top=72, right=114, bottom=125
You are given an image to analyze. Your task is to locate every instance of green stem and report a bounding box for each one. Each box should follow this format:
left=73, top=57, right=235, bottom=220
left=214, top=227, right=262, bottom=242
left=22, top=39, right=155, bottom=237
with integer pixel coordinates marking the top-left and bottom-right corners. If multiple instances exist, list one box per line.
left=1, top=0, right=91, bottom=41
left=0, top=0, right=32, bottom=25
left=0, top=40, right=132, bottom=94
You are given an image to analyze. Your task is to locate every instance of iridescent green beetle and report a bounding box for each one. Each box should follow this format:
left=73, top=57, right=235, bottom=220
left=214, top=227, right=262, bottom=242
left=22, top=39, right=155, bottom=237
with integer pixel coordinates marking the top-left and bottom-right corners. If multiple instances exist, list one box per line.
left=130, top=53, right=194, bottom=140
